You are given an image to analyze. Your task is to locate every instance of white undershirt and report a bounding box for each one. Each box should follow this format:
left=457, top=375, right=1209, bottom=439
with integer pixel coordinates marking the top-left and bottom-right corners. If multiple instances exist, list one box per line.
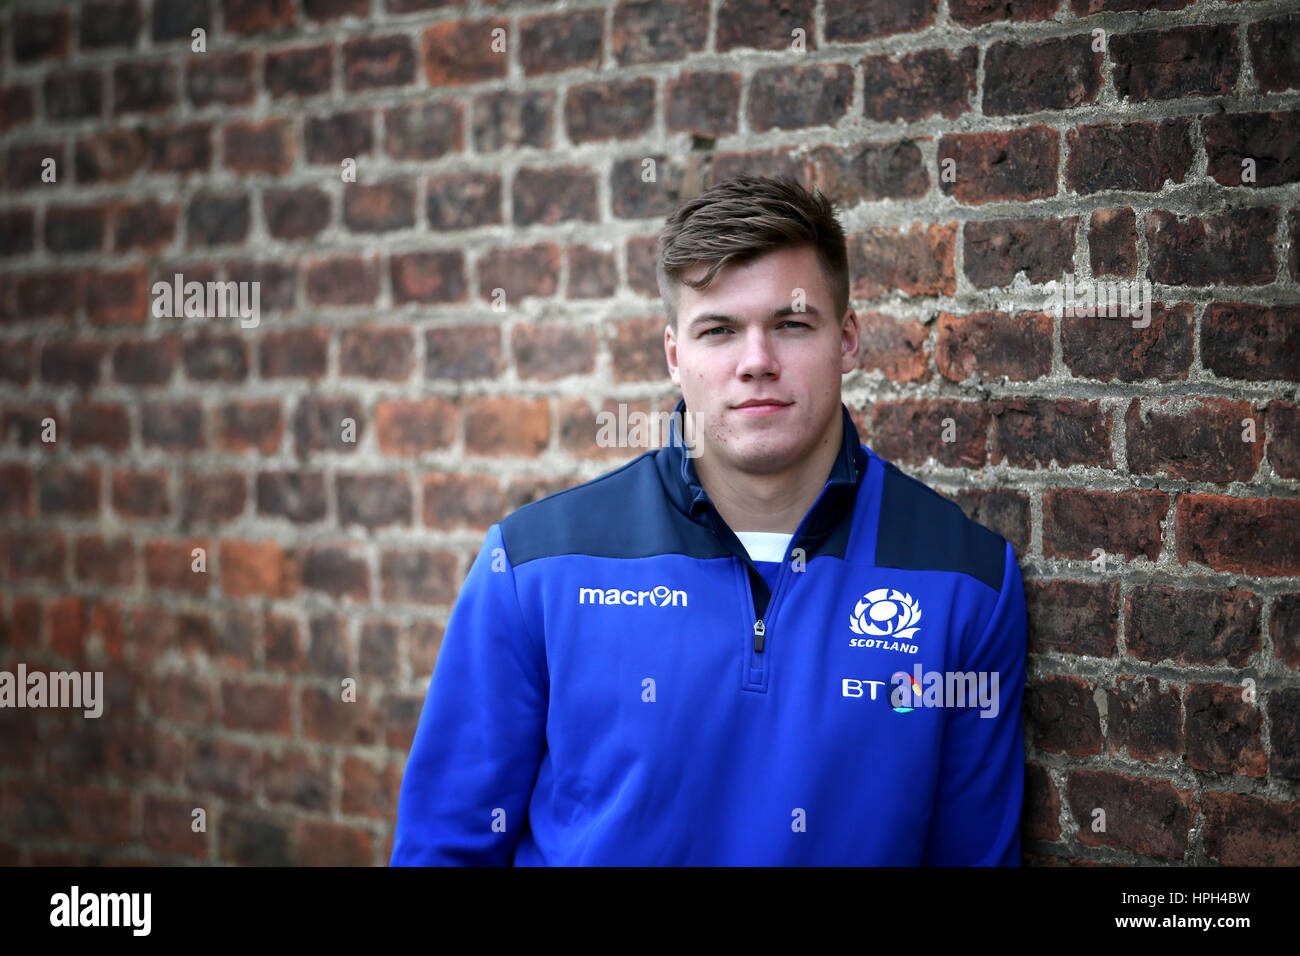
left=734, top=531, right=794, bottom=564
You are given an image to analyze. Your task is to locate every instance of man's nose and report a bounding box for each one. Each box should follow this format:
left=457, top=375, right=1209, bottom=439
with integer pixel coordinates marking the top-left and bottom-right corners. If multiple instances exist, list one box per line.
left=736, top=326, right=779, bottom=379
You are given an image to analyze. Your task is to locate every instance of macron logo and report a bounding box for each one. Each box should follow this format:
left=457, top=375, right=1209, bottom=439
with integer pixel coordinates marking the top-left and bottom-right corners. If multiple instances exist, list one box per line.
left=578, top=585, right=688, bottom=608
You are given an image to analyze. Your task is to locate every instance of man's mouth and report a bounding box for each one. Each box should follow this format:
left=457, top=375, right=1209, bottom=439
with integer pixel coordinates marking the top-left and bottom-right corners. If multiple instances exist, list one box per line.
left=732, top=399, right=792, bottom=416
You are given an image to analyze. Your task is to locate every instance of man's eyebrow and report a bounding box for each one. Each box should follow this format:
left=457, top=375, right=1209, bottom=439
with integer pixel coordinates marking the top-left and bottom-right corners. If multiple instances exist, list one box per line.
left=686, top=304, right=822, bottom=330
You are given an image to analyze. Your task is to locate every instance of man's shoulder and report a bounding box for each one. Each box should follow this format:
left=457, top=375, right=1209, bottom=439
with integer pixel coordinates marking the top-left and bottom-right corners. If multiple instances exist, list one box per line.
left=871, top=454, right=1011, bottom=594
left=497, top=449, right=678, bottom=567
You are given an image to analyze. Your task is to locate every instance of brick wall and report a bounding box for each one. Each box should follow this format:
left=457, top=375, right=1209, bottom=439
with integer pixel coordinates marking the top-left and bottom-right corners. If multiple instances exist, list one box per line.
left=0, top=0, right=1296, bottom=865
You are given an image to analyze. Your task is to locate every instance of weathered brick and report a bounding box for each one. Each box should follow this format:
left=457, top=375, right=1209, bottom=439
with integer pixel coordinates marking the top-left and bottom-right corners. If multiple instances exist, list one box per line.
left=66, top=400, right=130, bottom=452
left=1126, top=398, right=1262, bottom=482
left=304, top=255, right=379, bottom=306
left=1062, top=302, right=1192, bottom=382
left=991, top=398, right=1111, bottom=469
left=304, top=111, right=373, bottom=164
left=1111, top=24, right=1239, bottom=101
left=963, top=217, right=1077, bottom=288
left=266, top=45, right=333, bottom=99
left=513, top=324, right=596, bottom=381
left=256, top=471, right=327, bottom=523
left=477, top=244, right=561, bottom=303
left=464, top=396, right=550, bottom=457
left=983, top=35, right=1101, bottom=115
left=1023, top=762, right=1060, bottom=842
left=45, top=204, right=106, bottom=254
left=112, top=199, right=178, bottom=253
left=666, top=71, right=741, bottom=137
left=1176, top=495, right=1300, bottom=576
left=826, top=0, right=934, bottom=41
left=186, top=193, right=250, bottom=247
left=111, top=469, right=169, bottom=518
left=426, top=172, right=501, bottom=230
left=811, top=140, right=929, bottom=204
left=213, top=400, right=282, bottom=452
left=421, top=19, right=509, bottom=86
left=951, top=0, right=1056, bottom=26
left=850, top=223, right=956, bottom=298
left=223, top=0, right=295, bottom=36
left=264, top=188, right=330, bottom=239
left=565, top=78, right=655, bottom=143
left=1107, top=676, right=1182, bottom=762
left=337, top=473, right=412, bottom=529
left=180, top=471, right=246, bottom=525
left=1268, top=401, right=1300, bottom=478
left=1088, top=208, right=1137, bottom=277
left=472, top=90, right=552, bottom=152
left=391, top=250, right=466, bottom=304
left=300, top=545, right=369, bottom=600
left=374, top=399, right=458, bottom=455
left=292, top=396, right=365, bottom=455
left=1041, top=488, right=1167, bottom=561
left=379, top=549, right=460, bottom=606
left=343, top=181, right=415, bottom=232
left=44, top=69, right=102, bottom=120
left=612, top=0, right=707, bottom=64
left=113, top=336, right=177, bottom=386
left=521, top=10, right=603, bottom=74
left=425, top=325, right=501, bottom=380
left=870, top=399, right=987, bottom=467
left=861, top=46, right=976, bottom=123
left=187, top=52, right=254, bottom=107
left=1269, top=688, right=1300, bottom=779
left=113, top=60, right=175, bottom=114
left=566, top=247, right=616, bottom=299
left=1201, top=303, right=1300, bottom=381
left=146, top=124, right=210, bottom=174
left=259, top=328, right=328, bottom=379
left=1201, top=791, right=1300, bottom=865
left=223, top=120, right=294, bottom=174
left=340, top=327, right=414, bottom=380
left=513, top=167, right=599, bottom=226
left=13, top=10, right=69, bottom=62
left=748, top=64, right=853, bottom=132
left=1126, top=585, right=1260, bottom=667
left=263, top=747, right=331, bottom=811
left=343, top=34, right=415, bottom=90
left=142, top=401, right=203, bottom=450
left=1066, top=770, right=1192, bottom=859
left=609, top=317, right=667, bottom=383
left=935, top=311, right=1051, bottom=383
left=938, top=127, right=1058, bottom=204
left=423, top=473, right=507, bottom=532
left=854, top=311, right=931, bottom=383
left=1186, top=682, right=1266, bottom=777
left=1024, top=579, right=1118, bottom=658
left=1249, top=12, right=1300, bottom=94
left=1204, top=111, right=1300, bottom=187
left=219, top=812, right=292, bottom=867
left=1026, top=675, right=1102, bottom=755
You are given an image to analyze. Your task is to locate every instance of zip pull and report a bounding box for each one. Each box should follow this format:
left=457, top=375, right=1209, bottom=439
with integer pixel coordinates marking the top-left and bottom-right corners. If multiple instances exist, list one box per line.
left=753, top=619, right=766, bottom=653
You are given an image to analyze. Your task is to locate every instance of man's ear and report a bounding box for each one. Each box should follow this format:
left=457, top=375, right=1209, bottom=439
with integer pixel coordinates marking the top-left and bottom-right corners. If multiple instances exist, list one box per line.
left=665, top=322, right=681, bottom=387
left=839, top=308, right=860, bottom=374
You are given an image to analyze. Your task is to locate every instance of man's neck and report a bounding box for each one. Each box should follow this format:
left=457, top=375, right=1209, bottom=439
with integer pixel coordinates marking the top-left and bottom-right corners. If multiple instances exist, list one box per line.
left=693, top=411, right=845, bottom=535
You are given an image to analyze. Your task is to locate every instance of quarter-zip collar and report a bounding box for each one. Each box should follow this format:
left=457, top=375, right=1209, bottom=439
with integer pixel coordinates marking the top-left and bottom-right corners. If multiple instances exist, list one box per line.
left=658, top=396, right=869, bottom=539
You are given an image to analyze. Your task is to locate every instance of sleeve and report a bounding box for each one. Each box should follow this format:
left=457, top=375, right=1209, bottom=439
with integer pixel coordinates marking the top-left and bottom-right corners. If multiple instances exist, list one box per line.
left=920, top=539, right=1028, bottom=866
left=389, top=523, right=549, bottom=866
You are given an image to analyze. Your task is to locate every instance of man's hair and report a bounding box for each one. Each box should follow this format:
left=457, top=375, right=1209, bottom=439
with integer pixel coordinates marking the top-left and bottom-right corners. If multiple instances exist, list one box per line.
left=655, top=174, right=850, bottom=330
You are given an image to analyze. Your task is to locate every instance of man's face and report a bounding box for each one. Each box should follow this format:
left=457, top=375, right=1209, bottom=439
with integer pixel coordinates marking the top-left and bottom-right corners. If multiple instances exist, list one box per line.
left=664, top=245, right=859, bottom=478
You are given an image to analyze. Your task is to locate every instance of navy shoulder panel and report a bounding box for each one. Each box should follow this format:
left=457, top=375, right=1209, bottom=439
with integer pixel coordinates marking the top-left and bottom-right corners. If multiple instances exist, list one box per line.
left=874, top=460, right=1007, bottom=593
left=499, top=450, right=727, bottom=566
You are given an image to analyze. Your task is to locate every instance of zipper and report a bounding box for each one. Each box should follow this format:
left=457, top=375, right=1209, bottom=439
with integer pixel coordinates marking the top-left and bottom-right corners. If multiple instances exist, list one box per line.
left=744, top=482, right=836, bottom=657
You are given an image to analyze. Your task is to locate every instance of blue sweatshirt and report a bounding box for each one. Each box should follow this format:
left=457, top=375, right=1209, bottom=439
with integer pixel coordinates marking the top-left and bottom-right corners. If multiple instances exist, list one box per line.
left=391, top=400, right=1028, bottom=865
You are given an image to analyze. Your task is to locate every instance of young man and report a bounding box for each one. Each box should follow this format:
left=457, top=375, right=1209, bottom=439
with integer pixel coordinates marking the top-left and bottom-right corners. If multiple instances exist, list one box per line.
left=390, top=175, right=1028, bottom=866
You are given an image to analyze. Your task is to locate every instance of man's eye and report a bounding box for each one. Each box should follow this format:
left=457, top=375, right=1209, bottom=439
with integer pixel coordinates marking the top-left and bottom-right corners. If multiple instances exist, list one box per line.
left=780, top=319, right=810, bottom=329
left=701, top=326, right=732, bottom=337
